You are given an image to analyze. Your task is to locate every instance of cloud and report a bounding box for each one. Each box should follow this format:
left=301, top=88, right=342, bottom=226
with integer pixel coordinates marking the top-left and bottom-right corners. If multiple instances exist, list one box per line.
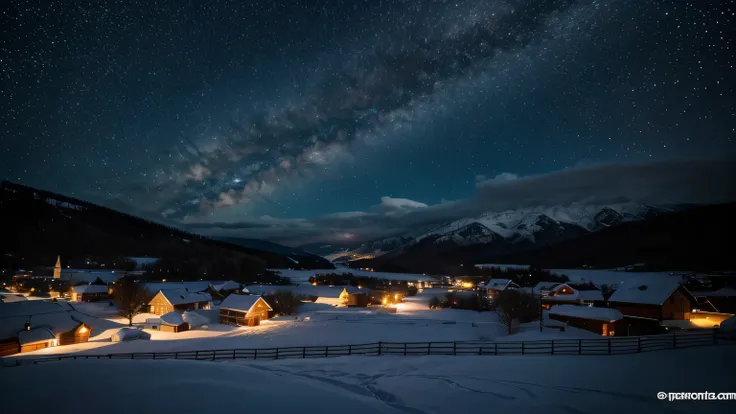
left=186, top=156, right=736, bottom=246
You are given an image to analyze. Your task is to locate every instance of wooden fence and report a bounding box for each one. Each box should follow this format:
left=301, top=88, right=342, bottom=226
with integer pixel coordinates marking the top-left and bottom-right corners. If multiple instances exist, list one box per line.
left=2, top=330, right=730, bottom=368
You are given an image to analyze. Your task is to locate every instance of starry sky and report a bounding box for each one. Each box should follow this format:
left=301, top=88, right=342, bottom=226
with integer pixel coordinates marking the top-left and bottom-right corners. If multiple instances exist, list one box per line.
left=2, top=0, right=735, bottom=246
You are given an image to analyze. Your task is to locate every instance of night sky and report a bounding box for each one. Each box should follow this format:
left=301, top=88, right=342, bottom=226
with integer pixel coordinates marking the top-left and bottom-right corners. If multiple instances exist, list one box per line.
left=3, top=0, right=734, bottom=245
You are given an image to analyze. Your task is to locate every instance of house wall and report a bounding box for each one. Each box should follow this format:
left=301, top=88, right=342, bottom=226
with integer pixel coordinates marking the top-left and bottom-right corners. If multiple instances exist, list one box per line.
left=706, top=297, right=736, bottom=314
left=549, top=314, right=615, bottom=336
left=220, top=309, right=259, bottom=326
left=246, top=299, right=271, bottom=321
left=0, top=338, right=19, bottom=357
left=20, top=341, right=51, bottom=353
left=149, top=293, right=173, bottom=315
left=661, top=288, right=692, bottom=320
left=611, top=304, right=661, bottom=320
left=315, top=297, right=340, bottom=306
left=58, top=324, right=91, bottom=346
left=79, top=292, right=109, bottom=302
left=173, top=301, right=210, bottom=313
left=347, top=293, right=370, bottom=307
left=159, top=323, right=189, bottom=333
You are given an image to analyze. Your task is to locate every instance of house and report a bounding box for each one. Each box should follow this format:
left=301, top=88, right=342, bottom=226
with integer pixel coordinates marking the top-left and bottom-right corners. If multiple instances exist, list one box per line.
left=549, top=305, right=624, bottom=336
left=694, top=287, right=736, bottom=314
left=342, top=286, right=372, bottom=307
left=532, top=282, right=605, bottom=309
left=479, top=279, right=520, bottom=297
left=0, top=301, right=92, bottom=356
left=607, top=278, right=696, bottom=321
left=148, top=290, right=212, bottom=315
left=142, top=281, right=211, bottom=295
left=71, top=283, right=109, bottom=302
left=159, top=312, right=190, bottom=333
left=210, top=280, right=241, bottom=295
left=219, top=294, right=273, bottom=326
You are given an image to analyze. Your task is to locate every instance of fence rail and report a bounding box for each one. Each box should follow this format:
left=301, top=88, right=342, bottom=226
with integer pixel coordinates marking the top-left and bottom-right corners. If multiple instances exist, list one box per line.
left=3, top=330, right=731, bottom=368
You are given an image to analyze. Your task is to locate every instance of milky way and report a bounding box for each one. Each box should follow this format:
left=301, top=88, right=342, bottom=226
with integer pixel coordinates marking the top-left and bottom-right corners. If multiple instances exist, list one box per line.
left=2, top=0, right=734, bottom=244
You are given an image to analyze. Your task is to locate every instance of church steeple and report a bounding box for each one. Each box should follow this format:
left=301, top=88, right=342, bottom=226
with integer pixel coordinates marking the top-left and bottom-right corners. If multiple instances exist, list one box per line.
left=53, top=255, right=61, bottom=279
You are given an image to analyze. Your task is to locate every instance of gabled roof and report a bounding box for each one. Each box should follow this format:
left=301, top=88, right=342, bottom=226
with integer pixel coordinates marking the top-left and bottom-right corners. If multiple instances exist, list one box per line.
left=607, top=277, right=690, bottom=305
left=0, top=293, right=27, bottom=303
left=18, top=327, right=56, bottom=345
left=533, top=281, right=561, bottom=294
left=0, top=300, right=68, bottom=318
left=211, top=280, right=241, bottom=292
left=219, top=294, right=273, bottom=312
left=549, top=305, right=624, bottom=322
left=342, top=286, right=372, bottom=295
left=72, top=284, right=109, bottom=294
left=156, top=289, right=212, bottom=306
left=485, top=279, right=520, bottom=291
left=577, top=290, right=604, bottom=302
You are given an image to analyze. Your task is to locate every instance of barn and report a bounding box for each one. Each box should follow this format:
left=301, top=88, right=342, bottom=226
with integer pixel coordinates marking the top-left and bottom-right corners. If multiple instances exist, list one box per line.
left=71, top=284, right=109, bottom=302
left=219, top=294, right=273, bottom=327
left=607, top=278, right=696, bottom=321
left=148, top=290, right=212, bottom=315
left=549, top=305, right=624, bottom=336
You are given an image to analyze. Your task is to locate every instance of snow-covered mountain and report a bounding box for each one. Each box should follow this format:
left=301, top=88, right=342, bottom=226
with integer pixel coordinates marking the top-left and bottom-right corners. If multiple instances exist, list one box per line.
left=316, top=202, right=671, bottom=262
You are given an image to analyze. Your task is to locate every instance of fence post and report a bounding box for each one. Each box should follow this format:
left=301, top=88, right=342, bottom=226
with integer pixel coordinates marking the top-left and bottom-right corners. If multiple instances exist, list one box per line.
left=494, top=342, right=498, bottom=355
left=303, top=347, right=306, bottom=358
left=713, top=329, right=718, bottom=345
left=212, top=350, right=216, bottom=361
left=131, top=354, right=134, bottom=360
left=109, top=354, right=112, bottom=359
left=453, top=342, right=457, bottom=355
left=521, top=342, right=525, bottom=355
left=637, top=336, right=641, bottom=353
left=325, top=346, right=328, bottom=357
left=348, top=345, right=352, bottom=356
left=404, top=343, right=407, bottom=356
left=608, top=339, right=611, bottom=355
left=378, top=341, right=382, bottom=356
left=672, top=334, right=677, bottom=349
left=254, top=349, right=258, bottom=360
left=195, top=350, right=199, bottom=360
left=153, top=352, right=156, bottom=360
left=232, top=349, right=236, bottom=360
left=479, top=346, right=482, bottom=356
left=578, top=339, right=582, bottom=355
left=427, top=342, right=431, bottom=355
left=276, top=348, right=279, bottom=359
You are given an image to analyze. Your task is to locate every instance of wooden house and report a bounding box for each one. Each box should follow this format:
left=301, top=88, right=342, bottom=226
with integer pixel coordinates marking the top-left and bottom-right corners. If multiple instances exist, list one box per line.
left=0, top=301, right=91, bottom=355
left=148, top=289, right=212, bottom=315
left=219, top=294, right=273, bottom=326
left=158, top=312, right=190, bottom=333
left=607, top=279, right=696, bottom=321
left=549, top=305, right=624, bottom=336
left=479, top=279, right=521, bottom=297
left=71, top=283, right=109, bottom=302
left=694, top=287, right=736, bottom=314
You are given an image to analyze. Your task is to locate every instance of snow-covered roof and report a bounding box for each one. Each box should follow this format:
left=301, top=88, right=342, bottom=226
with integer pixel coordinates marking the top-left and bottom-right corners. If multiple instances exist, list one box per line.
left=219, top=294, right=272, bottom=312
left=720, top=316, right=736, bottom=332
left=160, top=312, right=185, bottom=326
left=533, top=281, right=561, bottom=294
left=18, top=327, right=56, bottom=345
left=30, top=312, right=84, bottom=335
left=485, top=279, right=518, bottom=291
left=607, top=278, right=688, bottom=305
left=72, top=284, right=109, bottom=294
left=59, top=270, right=121, bottom=285
left=549, top=305, right=624, bottom=322
left=0, top=300, right=68, bottom=318
left=0, top=293, right=27, bottom=303
left=143, top=281, right=212, bottom=294
left=695, top=287, right=736, bottom=297
left=210, top=280, right=241, bottom=292
left=343, top=286, right=372, bottom=295
left=157, top=290, right=212, bottom=306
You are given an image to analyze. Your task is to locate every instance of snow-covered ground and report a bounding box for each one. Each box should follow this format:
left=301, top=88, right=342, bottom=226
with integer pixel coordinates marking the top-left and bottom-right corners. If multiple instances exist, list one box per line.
left=2, top=346, right=733, bottom=414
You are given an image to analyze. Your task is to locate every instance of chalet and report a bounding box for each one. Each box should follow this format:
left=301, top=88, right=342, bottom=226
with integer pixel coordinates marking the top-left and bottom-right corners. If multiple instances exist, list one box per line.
left=342, top=286, right=372, bottom=307
left=479, top=279, right=520, bottom=298
left=549, top=305, right=624, bottom=336
left=148, top=290, right=212, bottom=315
left=607, top=278, right=696, bottom=321
left=159, top=312, right=190, bottom=333
left=531, top=282, right=604, bottom=309
left=219, top=294, right=273, bottom=326
left=0, top=301, right=91, bottom=356
left=71, top=283, right=109, bottom=302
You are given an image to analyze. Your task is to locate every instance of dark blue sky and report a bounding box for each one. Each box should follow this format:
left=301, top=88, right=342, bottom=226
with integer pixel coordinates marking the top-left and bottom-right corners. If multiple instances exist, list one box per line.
left=2, top=0, right=734, bottom=244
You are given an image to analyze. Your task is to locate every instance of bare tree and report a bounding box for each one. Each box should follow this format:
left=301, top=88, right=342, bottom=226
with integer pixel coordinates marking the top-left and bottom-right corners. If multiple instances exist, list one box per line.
left=494, top=290, right=537, bottom=334
left=113, top=277, right=149, bottom=326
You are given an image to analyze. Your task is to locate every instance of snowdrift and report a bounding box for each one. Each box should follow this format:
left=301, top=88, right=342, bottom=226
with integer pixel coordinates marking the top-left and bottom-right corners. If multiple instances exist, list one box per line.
left=110, top=328, right=151, bottom=342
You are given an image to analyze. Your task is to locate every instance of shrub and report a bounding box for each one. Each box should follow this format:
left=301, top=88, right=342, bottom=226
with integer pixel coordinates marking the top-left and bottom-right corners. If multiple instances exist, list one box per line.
left=428, top=296, right=441, bottom=309
left=407, top=286, right=418, bottom=296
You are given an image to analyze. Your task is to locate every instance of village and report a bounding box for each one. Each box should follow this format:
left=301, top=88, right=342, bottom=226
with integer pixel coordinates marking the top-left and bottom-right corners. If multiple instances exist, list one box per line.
left=1, top=257, right=735, bottom=359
